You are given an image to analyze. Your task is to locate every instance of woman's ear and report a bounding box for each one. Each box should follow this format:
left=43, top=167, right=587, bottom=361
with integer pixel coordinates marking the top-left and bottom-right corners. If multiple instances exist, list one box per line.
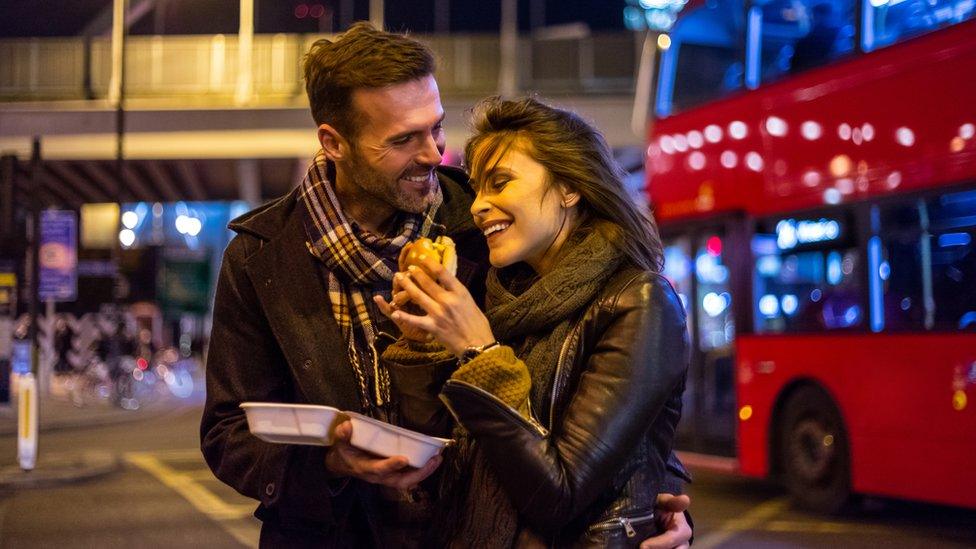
left=561, top=190, right=581, bottom=208
left=318, top=123, right=348, bottom=161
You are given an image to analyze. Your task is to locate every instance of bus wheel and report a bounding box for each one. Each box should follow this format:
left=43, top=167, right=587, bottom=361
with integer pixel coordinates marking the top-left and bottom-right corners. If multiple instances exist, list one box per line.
left=777, top=385, right=851, bottom=514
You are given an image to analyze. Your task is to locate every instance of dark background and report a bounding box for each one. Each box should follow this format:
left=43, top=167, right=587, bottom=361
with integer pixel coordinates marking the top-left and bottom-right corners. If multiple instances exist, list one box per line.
left=0, top=0, right=629, bottom=37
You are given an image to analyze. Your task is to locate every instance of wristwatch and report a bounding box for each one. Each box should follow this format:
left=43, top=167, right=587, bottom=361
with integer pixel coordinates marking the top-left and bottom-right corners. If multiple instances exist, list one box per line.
left=458, top=340, right=501, bottom=365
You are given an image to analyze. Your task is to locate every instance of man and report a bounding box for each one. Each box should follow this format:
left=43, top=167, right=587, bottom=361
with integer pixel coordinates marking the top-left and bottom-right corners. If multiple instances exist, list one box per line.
left=201, top=22, right=693, bottom=547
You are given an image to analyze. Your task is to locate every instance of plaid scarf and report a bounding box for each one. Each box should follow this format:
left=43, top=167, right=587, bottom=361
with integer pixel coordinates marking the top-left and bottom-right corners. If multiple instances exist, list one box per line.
left=298, top=150, right=443, bottom=414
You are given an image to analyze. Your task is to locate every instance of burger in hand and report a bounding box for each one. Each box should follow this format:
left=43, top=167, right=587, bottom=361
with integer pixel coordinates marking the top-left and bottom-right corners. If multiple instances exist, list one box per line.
left=398, top=236, right=458, bottom=278
left=392, top=236, right=457, bottom=320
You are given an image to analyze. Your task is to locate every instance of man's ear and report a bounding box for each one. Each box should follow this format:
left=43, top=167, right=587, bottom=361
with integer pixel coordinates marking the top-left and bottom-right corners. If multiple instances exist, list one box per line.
left=318, top=123, right=348, bottom=161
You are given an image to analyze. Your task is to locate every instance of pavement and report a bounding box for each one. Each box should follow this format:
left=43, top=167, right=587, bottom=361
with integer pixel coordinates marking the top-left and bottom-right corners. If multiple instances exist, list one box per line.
left=0, top=373, right=205, bottom=490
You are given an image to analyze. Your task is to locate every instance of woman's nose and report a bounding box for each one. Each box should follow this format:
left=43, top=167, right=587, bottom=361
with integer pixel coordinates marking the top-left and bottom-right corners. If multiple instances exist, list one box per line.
left=470, top=191, right=490, bottom=218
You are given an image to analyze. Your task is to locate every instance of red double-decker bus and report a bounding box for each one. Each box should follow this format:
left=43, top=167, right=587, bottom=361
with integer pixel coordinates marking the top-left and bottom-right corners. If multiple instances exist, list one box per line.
left=643, top=0, right=976, bottom=512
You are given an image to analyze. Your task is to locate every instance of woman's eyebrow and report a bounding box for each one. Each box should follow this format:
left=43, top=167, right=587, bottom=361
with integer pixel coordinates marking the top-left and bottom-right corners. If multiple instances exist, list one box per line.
left=482, top=166, right=513, bottom=178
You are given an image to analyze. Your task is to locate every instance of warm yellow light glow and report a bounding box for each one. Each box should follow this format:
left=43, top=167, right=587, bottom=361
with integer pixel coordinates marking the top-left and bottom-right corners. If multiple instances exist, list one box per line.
left=739, top=405, right=753, bottom=421
left=657, top=34, right=672, bottom=50
left=81, top=203, right=121, bottom=249
left=0, top=130, right=321, bottom=161
left=953, top=390, right=967, bottom=411
left=829, top=154, right=852, bottom=177
left=950, top=137, right=965, bottom=153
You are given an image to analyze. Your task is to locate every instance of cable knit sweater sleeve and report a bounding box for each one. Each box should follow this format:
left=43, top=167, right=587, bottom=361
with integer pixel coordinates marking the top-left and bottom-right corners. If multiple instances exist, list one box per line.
left=384, top=340, right=534, bottom=426
left=450, top=346, right=532, bottom=416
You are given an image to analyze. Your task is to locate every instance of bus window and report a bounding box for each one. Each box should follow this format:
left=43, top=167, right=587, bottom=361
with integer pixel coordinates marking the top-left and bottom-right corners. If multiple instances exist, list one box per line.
left=752, top=216, right=864, bottom=333
left=663, top=237, right=694, bottom=324
left=877, top=189, right=976, bottom=331
left=751, top=0, right=856, bottom=86
left=861, top=0, right=975, bottom=52
left=663, top=236, right=697, bottom=445
left=696, top=235, right=735, bottom=350
left=929, top=190, right=976, bottom=329
left=876, top=200, right=925, bottom=330
left=695, top=233, right=736, bottom=454
left=657, top=0, right=745, bottom=117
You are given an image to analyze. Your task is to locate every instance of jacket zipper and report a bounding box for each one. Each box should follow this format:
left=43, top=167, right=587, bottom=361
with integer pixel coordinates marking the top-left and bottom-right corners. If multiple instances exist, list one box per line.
left=546, top=271, right=642, bottom=430
left=549, top=321, right=581, bottom=430
left=587, top=511, right=656, bottom=538
left=444, top=380, right=549, bottom=437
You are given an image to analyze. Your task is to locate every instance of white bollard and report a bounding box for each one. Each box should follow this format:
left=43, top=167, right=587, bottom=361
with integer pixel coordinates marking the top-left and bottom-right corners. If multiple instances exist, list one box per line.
left=18, top=372, right=38, bottom=471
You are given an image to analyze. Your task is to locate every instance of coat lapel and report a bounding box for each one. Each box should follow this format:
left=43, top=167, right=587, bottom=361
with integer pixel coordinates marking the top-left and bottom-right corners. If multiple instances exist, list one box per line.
left=244, top=208, right=364, bottom=412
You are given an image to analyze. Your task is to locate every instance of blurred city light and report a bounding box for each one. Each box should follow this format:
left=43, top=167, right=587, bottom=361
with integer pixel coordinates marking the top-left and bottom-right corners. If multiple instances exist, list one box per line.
left=765, top=116, right=788, bottom=137
left=119, top=228, right=136, bottom=247
left=801, top=121, right=822, bottom=141
left=121, top=211, right=138, bottom=229
left=729, top=121, right=748, bottom=140
left=704, top=124, right=723, bottom=143
left=720, top=151, right=738, bottom=169
left=896, top=126, right=916, bottom=147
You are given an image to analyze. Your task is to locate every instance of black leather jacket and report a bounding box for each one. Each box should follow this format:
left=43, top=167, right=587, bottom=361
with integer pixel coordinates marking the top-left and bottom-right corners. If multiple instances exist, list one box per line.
left=439, top=267, right=690, bottom=547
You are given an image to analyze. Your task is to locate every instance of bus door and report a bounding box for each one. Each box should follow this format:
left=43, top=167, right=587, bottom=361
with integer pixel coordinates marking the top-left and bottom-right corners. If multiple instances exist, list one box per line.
left=663, top=219, right=748, bottom=456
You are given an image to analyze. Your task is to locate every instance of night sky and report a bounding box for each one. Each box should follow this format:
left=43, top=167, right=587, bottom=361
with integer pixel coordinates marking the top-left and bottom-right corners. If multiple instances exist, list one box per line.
left=0, top=0, right=629, bottom=37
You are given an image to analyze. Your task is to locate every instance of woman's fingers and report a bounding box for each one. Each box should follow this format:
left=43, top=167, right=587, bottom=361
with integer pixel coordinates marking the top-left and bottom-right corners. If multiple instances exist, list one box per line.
left=406, top=264, right=449, bottom=300
left=391, top=290, right=411, bottom=308
left=390, top=308, right=438, bottom=334
left=416, top=255, right=465, bottom=292
left=395, top=271, right=441, bottom=314
left=373, top=295, right=395, bottom=319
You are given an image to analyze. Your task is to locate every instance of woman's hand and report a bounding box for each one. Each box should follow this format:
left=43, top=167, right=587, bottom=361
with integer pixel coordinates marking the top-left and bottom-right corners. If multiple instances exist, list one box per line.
left=374, top=278, right=432, bottom=343
left=383, top=255, right=495, bottom=357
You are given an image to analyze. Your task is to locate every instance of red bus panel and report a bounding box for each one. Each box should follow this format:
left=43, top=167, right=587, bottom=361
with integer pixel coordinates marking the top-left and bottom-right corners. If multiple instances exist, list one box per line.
left=647, top=19, right=976, bottom=224
left=737, top=334, right=976, bottom=509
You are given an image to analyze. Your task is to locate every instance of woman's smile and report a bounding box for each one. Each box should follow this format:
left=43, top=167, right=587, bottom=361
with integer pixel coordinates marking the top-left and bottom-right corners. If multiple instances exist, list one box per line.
left=470, top=143, right=575, bottom=274
left=481, top=221, right=511, bottom=240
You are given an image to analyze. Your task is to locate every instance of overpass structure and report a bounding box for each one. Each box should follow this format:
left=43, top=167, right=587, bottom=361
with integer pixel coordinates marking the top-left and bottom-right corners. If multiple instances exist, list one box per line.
left=0, top=31, right=649, bottom=208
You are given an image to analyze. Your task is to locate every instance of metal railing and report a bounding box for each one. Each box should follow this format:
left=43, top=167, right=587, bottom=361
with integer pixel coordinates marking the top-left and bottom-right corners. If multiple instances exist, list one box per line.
left=0, top=32, right=640, bottom=103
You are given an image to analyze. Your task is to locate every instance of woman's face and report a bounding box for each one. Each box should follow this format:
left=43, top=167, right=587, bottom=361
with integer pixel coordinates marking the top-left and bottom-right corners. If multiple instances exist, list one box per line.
left=469, top=143, right=575, bottom=274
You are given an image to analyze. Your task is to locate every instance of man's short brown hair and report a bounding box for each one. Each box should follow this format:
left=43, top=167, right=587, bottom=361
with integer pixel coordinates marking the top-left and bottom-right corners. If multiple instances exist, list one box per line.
left=303, top=22, right=436, bottom=139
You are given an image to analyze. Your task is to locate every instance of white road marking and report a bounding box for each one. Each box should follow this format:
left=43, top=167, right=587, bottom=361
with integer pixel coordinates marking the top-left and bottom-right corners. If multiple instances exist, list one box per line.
left=693, top=497, right=789, bottom=549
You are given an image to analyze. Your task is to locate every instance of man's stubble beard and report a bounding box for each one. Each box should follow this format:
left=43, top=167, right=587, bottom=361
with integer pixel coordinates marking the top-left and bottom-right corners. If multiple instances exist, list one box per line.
left=347, top=148, right=436, bottom=216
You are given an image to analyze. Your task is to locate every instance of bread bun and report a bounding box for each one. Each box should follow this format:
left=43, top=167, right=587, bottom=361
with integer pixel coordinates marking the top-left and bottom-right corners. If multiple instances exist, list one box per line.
left=398, top=236, right=458, bottom=277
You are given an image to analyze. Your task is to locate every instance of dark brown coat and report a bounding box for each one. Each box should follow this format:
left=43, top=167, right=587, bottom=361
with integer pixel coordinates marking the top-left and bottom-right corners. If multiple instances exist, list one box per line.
left=200, top=166, right=487, bottom=545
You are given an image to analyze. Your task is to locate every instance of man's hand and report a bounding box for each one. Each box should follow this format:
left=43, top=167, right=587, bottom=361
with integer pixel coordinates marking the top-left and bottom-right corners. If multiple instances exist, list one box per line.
left=324, top=420, right=442, bottom=490
left=640, top=493, right=693, bottom=549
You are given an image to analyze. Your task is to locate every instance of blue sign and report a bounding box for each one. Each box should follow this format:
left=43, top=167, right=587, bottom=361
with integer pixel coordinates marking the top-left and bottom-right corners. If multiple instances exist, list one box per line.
left=39, top=210, right=78, bottom=302
left=11, top=340, right=31, bottom=375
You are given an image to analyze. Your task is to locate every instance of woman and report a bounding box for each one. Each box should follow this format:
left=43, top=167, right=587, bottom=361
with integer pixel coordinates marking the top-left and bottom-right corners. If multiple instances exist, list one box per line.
left=377, top=97, right=689, bottom=547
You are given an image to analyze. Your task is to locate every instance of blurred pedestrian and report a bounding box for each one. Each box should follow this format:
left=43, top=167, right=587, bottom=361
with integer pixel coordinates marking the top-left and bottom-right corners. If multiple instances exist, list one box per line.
left=52, top=316, right=75, bottom=375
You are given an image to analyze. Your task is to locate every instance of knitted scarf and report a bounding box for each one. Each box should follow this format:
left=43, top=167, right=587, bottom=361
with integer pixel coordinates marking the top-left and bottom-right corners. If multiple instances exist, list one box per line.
left=434, top=227, right=624, bottom=548
left=299, top=150, right=443, bottom=413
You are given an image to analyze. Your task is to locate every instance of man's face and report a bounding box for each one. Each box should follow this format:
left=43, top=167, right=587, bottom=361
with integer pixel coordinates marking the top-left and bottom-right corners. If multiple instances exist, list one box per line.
left=343, top=75, right=446, bottom=215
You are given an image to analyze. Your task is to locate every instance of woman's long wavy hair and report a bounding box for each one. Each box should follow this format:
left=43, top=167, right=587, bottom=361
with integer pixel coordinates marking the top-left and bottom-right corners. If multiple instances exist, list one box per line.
left=464, top=96, right=664, bottom=272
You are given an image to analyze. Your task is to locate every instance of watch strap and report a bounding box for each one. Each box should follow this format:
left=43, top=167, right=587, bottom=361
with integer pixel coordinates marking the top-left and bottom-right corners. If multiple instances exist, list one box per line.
left=459, top=340, right=501, bottom=365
